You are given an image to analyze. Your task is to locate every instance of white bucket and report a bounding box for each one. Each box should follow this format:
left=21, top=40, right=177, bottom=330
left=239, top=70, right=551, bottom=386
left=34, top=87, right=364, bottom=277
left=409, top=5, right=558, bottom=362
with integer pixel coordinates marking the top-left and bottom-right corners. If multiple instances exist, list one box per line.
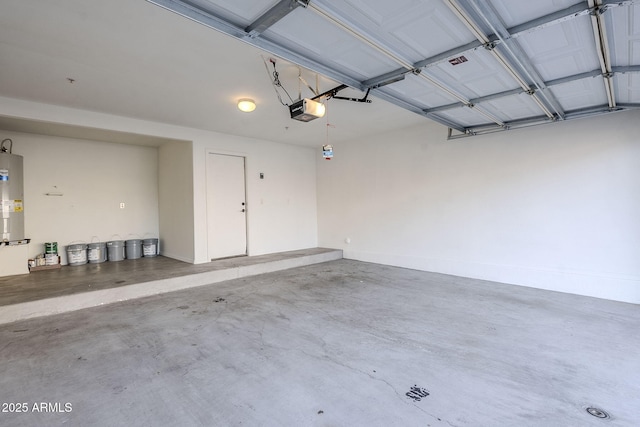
left=88, top=242, right=107, bottom=264
left=107, top=240, right=125, bottom=262
left=66, top=244, right=88, bottom=266
left=142, top=238, right=158, bottom=257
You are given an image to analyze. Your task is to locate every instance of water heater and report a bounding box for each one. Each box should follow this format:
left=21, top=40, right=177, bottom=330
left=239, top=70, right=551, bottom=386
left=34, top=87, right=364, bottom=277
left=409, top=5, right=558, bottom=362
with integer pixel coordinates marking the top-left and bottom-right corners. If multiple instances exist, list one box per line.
left=0, top=139, right=25, bottom=242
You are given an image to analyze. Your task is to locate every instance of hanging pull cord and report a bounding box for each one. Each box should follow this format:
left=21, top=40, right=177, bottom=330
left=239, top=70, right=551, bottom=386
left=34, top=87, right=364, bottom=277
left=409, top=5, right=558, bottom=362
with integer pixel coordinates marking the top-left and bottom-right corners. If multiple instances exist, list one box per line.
left=1, top=138, right=13, bottom=153
left=261, top=56, right=294, bottom=106
left=325, top=99, right=335, bottom=144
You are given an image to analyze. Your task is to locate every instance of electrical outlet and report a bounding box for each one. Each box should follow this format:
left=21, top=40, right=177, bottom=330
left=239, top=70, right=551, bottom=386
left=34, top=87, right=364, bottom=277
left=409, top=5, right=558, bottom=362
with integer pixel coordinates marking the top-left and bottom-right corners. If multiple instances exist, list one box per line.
left=120, top=202, right=125, bottom=209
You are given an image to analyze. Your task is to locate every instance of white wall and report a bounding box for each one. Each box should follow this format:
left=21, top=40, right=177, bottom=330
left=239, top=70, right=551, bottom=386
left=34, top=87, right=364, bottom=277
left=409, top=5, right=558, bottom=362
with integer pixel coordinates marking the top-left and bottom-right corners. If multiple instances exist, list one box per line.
left=1, top=130, right=159, bottom=264
left=192, top=135, right=318, bottom=263
left=317, top=110, right=640, bottom=304
left=158, top=140, right=194, bottom=263
left=0, top=96, right=318, bottom=266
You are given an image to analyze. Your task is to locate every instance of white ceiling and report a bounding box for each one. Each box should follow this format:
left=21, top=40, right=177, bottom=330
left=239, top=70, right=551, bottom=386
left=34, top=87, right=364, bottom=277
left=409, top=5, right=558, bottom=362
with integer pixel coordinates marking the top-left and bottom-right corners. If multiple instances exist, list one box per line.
left=0, top=0, right=427, bottom=146
left=1, top=0, right=638, bottom=145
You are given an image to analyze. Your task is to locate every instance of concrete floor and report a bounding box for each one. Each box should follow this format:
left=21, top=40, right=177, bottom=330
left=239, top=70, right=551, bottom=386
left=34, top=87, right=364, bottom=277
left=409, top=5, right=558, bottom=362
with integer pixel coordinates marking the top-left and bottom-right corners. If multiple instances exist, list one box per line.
left=0, top=248, right=341, bottom=324
left=0, top=248, right=341, bottom=306
left=0, top=259, right=638, bottom=426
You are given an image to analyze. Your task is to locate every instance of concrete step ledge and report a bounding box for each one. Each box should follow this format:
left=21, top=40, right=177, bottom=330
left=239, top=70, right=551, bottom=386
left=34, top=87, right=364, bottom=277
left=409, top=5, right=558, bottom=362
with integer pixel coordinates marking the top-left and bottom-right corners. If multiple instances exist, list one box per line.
left=0, top=249, right=343, bottom=325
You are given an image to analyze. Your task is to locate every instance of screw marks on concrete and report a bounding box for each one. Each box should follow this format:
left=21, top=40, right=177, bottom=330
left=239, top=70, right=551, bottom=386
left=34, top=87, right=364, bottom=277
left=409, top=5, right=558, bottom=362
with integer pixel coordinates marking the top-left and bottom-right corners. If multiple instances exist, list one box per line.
left=406, top=385, right=430, bottom=402
left=177, top=306, right=189, bottom=310
left=317, top=410, right=324, bottom=415
left=115, top=280, right=126, bottom=284
left=586, top=406, right=610, bottom=419
left=213, top=298, right=226, bottom=303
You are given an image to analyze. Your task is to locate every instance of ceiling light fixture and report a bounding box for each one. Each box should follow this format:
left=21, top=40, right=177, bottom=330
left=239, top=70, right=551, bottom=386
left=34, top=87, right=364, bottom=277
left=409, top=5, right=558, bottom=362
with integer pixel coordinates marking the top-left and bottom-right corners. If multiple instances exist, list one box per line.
left=237, top=98, right=256, bottom=112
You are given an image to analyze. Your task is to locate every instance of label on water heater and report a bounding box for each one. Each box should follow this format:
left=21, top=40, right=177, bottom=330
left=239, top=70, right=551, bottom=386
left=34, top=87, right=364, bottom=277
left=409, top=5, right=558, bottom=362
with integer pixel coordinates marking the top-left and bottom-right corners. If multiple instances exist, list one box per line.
left=0, top=200, right=20, bottom=213
left=0, top=169, right=8, bottom=181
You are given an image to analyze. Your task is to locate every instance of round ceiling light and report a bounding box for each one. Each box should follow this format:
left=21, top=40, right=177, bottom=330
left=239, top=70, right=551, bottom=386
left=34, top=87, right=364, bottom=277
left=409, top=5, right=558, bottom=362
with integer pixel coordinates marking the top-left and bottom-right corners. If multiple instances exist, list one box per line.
left=237, top=98, right=256, bottom=113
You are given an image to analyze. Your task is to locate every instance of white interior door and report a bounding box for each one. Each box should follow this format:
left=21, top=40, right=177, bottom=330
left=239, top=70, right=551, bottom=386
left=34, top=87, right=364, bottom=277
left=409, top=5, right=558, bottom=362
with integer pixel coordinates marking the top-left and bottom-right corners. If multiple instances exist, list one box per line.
left=206, top=153, right=247, bottom=260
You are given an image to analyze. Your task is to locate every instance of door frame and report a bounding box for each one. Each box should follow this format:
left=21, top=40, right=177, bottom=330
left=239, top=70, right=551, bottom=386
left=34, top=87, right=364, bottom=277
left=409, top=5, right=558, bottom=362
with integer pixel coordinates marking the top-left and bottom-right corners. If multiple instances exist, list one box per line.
left=205, top=150, right=250, bottom=260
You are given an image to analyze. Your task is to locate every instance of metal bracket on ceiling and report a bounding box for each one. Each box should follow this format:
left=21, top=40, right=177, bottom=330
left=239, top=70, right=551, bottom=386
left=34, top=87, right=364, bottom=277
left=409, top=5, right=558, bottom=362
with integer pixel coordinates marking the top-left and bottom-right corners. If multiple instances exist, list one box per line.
left=369, top=75, right=406, bottom=89
left=366, top=68, right=420, bottom=89
left=310, top=84, right=372, bottom=103
left=589, top=0, right=640, bottom=17
left=447, top=127, right=468, bottom=139
left=483, top=41, right=496, bottom=51
left=333, top=88, right=372, bottom=103
left=245, top=0, right=310, bottom=37
left=447, top=127, right=476, bottom=139
left=311, top=84, right=347, bottom=101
